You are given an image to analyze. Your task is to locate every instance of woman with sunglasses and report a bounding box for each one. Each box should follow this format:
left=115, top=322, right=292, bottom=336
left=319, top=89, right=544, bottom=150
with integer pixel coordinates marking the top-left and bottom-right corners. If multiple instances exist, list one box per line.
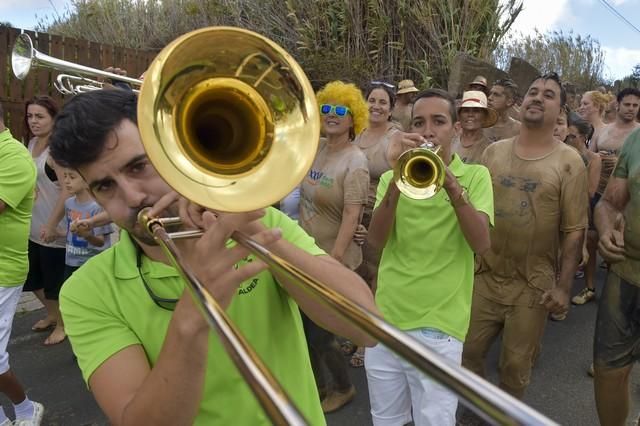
left=299, top=81, right=370, bottom=413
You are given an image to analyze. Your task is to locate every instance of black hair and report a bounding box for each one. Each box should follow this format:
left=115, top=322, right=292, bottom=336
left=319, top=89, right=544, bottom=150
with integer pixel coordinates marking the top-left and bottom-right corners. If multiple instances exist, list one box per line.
left=0, top=102, right=4, bottom=123
left=412, top=88, right=458, bottom=123
left=617, top=87, right=640, bottom=104
left=493, top=78, right=519, bottom=100
left=529, top=72, right=566, bottom=107
left=365, top=82, right=397, bottom=110
left=568, top=112, right=592, bottom=137
left=49, top=89, right=138, bottom=169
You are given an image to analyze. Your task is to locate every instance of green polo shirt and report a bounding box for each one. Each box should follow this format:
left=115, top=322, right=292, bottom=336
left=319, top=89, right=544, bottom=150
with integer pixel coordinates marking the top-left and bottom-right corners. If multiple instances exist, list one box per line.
left=60, top=207, right=326, bottom=425
left=374, top=154, right=494, bottom=341
left=0, top=128, right=36, bottom=286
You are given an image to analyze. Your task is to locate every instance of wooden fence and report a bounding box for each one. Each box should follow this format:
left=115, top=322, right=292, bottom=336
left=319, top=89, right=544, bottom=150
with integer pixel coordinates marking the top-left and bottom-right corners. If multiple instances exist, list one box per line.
left=0, top=26, right=156, bottom=141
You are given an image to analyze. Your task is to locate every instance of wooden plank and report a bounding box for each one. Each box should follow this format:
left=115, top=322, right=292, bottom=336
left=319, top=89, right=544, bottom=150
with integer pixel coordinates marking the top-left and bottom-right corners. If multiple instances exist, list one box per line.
left=6, top=102, right=26, bottom=143
left=112, top=46, right=125, bottom=72
left=0, top=27, right=9, bottom=101
left=102, top=43, right=113, bottom=71
left=125, top=47, right=136, bottom=79
left=50, top=34, right=65, bottom=104
left=35, top=32, right=50, bottom=97
left=88, top=41, right=101, bottom=70
left=76, top=37, right=89, bottom=70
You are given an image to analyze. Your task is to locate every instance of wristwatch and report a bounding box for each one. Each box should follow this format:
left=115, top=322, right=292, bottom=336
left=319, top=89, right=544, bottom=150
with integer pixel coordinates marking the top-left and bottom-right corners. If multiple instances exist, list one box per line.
left=451, top=188, right=469, bottom=208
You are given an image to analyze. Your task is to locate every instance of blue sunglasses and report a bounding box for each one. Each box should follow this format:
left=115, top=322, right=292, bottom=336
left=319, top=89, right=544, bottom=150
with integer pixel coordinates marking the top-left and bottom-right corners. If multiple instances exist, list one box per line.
left=320, top=104, right=351, bottom=117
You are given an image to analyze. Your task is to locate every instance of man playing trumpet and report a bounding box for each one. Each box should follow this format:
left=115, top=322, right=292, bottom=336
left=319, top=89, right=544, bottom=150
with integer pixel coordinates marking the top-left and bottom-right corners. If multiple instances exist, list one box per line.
left=366, top=89, right=494, bottom=426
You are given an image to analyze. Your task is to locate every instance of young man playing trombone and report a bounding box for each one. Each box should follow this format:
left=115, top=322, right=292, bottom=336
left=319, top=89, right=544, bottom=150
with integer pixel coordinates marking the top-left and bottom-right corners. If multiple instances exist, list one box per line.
left=49, top=88, right=378, bottom=425
left=366, top=89, right=494, bottom=426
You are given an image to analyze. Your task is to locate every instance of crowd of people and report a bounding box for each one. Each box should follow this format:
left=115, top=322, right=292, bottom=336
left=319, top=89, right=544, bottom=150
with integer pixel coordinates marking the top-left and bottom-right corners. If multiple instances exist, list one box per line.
left=0, top=58, right=639, bottom=426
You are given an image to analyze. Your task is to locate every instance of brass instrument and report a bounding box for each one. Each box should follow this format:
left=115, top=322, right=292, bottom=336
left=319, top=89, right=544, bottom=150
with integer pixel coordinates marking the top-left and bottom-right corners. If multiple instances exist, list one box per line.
left=12, top=33, right=142, bottom=94
left=13, top=28, right=556, bottom=426
left=394, top=143, right=446, bottom=199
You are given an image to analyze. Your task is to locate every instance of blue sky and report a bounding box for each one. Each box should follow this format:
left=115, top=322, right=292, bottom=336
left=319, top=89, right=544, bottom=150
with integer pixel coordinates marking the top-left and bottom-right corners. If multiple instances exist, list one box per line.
left=2, top=0, right=639, bottom=80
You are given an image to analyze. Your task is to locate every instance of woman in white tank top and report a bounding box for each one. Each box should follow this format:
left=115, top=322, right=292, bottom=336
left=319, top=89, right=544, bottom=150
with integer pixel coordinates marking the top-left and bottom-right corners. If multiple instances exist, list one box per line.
left=22, top=96, right=70, bottom=346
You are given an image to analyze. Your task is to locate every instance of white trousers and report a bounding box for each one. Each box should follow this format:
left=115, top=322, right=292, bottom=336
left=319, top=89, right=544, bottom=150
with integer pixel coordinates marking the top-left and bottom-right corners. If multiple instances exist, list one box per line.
left=365, top=328, right=463, bottom=426
left=0, top=285, right=24, bottom=375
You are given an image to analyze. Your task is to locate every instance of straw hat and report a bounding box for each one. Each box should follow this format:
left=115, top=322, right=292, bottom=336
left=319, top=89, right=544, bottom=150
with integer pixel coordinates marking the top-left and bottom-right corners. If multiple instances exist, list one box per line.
left=458, top=91, right=498, bottom=128
left=397, top=79, right=419, bottom=95
left=468, top=75, right=488, bottom=89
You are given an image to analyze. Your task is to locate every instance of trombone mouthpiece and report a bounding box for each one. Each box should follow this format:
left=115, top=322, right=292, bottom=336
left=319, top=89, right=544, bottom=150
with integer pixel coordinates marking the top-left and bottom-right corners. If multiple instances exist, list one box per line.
left=138, top=207, right=160, bottom=234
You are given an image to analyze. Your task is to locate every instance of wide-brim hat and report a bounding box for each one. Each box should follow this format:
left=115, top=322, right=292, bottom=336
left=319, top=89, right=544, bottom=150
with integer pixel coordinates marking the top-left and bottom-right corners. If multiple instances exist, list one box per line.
left=467, top=75, right=488, bottom=89
left=397, top=79, right=419, bottom=95
left=458, top=90, right=498, bottom=128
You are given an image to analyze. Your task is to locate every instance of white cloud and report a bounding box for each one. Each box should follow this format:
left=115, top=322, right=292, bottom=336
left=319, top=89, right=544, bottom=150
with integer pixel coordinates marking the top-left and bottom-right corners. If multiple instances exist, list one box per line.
left=602, top=46, right=640, bottom=80
left=0, top=0, right=68, bottom=12
left=507, top=0, right=571, bottom=35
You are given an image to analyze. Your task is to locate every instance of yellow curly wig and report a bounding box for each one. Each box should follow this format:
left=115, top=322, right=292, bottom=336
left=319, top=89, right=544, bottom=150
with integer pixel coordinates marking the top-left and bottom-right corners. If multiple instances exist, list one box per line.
left=584, top=90, right=609, bottom=113
left=316, top=81, right=369, bottom=136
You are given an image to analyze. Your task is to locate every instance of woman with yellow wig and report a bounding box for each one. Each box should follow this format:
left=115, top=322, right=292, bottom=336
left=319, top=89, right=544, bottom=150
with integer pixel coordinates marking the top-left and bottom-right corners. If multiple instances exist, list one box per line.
left=298, top=81, right=370, bottom=413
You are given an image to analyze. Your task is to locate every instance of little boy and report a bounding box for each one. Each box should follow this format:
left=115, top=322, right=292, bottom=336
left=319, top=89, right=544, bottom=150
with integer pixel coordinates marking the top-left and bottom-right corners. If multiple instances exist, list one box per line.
left=62, top=168, right=113, bottom=279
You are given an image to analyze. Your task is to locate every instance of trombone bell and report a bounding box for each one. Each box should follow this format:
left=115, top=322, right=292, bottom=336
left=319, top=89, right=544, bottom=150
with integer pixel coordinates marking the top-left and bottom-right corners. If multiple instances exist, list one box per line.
left=138, top=27, right=320, bottom=213
left=176, top=78, right=272, bottom=174
left=393, top=145, right=446, bottom=199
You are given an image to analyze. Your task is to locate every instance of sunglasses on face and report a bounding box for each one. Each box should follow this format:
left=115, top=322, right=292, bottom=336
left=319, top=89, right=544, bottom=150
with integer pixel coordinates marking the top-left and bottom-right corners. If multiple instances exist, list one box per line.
left=320, top=104, right=351, bottom=117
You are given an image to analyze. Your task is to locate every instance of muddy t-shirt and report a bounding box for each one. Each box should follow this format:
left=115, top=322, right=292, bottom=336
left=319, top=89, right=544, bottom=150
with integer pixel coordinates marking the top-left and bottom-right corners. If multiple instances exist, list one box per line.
left=300, top=140, right=369, bottom=270
left=452, top=135, right=491, bottom=165
left=484, top=118, right=521, bottom=143
left=476, top=137, right=589, bottom=306
left=610, top=128, right=640, bottom=286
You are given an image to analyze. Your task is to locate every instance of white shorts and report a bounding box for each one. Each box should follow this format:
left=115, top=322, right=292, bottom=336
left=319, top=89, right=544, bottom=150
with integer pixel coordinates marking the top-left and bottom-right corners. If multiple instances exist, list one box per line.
left=0, top=285, right=25, bottom=375
left=365, top=328, right=463, bottom=426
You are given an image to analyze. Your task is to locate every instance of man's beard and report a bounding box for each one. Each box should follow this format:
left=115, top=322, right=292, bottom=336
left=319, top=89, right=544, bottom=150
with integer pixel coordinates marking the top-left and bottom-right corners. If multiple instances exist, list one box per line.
left=619, top=113, right=636, bottom=124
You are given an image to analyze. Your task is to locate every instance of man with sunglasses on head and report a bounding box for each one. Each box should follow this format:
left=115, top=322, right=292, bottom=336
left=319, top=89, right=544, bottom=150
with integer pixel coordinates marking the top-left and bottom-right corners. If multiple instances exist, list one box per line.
left=48, top=89, right=379, bottom=426
left=461, top=73, right=588, bottom=407
left=366, top=88, right=494, bottom=426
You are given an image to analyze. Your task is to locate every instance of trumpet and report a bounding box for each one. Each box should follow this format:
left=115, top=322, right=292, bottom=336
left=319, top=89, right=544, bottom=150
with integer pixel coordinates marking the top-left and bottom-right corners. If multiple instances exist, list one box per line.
left=13, top=28, right=555, bottom=425
left=394, top=143, right=446, bottom=199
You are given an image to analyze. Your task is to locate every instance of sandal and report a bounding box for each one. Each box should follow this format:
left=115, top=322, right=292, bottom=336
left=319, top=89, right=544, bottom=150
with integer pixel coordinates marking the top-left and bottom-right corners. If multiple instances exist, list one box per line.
left=340, top=340, right=356, bottom=356
left=349, top=348, right=364, bottom=368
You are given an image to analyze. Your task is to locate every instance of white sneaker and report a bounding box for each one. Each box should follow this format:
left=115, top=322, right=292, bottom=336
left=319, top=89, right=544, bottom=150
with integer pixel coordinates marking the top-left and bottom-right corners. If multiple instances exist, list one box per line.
left=14, top=402, right=44, bottom=426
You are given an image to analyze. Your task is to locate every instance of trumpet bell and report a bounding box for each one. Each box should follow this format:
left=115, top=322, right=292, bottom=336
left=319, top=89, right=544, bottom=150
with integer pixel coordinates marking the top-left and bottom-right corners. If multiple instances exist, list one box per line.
left=138, top=27, right=320, bottom=212
left=393, top=146, right=446, bottom=199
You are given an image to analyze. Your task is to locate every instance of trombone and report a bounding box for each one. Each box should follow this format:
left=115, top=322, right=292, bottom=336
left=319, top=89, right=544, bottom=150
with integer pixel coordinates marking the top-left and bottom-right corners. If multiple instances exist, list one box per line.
left=13, top=28, right=556, bottom=425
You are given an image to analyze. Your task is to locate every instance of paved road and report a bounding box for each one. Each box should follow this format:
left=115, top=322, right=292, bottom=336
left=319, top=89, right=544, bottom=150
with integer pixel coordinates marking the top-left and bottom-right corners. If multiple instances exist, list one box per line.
left=1, top=268, right=638, bottom=425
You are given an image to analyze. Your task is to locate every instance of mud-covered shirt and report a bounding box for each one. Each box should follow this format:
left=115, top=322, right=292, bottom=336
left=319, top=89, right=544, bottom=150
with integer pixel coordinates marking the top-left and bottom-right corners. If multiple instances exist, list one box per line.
left=476, top=137, right=589, bottom=306
left=300, top=140, right=369, bottom=269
